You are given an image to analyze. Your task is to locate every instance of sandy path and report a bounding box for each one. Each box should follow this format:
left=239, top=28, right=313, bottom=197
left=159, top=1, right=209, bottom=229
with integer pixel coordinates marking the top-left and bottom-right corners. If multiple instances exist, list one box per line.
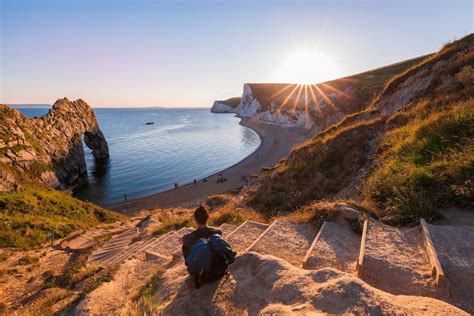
left=226, top=221, right=269, bottom=253
left=427, top=223, right=474, bottom=313
left=305, top=221, right=360, bottom=273
left=142, top=252, right=466, bottom=315
left=363, top=219, right=435, bottom=296
left=108, top=118, right=307, bottom=213
left=248, top=221, right=316, bottom=267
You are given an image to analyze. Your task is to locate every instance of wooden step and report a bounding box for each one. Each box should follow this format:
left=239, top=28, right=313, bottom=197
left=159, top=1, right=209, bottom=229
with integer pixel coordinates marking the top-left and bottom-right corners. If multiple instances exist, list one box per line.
left=303, top=221, right=361, bottom=273
left=87, top=228, right=139, bottom=266
left=361, top=219, right=434, bottom=296
left=423, top=222, right=474, bottom=312
left=225, top=220, right=269, bottom=253
left=218, top=223, right=238, bottom=236
left=108, top=231, right=177, bottom=266
left=145, top=227, right=194, bottom=259
left=247, top=220, right=317, bottom=267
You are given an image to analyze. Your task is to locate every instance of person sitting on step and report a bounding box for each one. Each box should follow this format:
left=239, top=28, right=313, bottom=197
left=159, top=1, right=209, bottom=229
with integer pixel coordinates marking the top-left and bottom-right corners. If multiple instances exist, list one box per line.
left=181, top=205, right=235, bottom=289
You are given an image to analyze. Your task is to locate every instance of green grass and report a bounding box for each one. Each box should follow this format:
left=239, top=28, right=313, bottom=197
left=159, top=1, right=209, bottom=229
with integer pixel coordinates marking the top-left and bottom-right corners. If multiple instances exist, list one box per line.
left=0, top=186, right=123, bottom=249
left=364, top=99, right=474, bottom=224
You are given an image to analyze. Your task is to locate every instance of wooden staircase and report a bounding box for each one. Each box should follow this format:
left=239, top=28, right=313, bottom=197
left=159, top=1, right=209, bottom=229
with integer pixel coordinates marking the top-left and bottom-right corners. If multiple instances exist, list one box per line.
left=83, top=212, right=473, bottom=311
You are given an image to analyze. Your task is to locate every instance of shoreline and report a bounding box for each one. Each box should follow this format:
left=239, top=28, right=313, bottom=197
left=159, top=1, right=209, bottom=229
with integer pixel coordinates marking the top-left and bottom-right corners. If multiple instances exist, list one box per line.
left=108, top=116, right=307, bottom=214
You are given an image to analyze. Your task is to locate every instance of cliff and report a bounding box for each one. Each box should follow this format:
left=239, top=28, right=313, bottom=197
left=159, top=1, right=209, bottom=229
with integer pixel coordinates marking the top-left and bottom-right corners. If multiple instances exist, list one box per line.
left=212, top=56, right=427, bottom=130
left=247, top=34, right=474, bottom=224
left=210, top=97, right=241, bottom=113
left=0, top=98, right=109, bottom=191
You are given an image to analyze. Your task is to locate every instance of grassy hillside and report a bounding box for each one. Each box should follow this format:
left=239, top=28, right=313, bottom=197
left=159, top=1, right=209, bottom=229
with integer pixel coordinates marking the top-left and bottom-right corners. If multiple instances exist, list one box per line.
left=247, top=34, right=473, bottom=224
left=0, top=186, right=123, bottom=249
left=246, top=55, right=426, bottom=116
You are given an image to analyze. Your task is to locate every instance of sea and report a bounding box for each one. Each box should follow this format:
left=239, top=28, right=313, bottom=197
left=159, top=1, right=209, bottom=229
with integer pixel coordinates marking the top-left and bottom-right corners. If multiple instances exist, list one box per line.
left=16, top=107, right=261, bottom=205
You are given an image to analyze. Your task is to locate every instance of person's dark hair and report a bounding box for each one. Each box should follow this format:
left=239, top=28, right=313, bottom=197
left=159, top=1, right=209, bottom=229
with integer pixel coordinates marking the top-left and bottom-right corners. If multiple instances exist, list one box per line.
left=194, top=205, right=209, bottom=225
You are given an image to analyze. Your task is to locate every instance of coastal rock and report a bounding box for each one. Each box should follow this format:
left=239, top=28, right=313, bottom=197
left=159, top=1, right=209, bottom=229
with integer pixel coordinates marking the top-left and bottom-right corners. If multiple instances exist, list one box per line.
left=0, top=98, right=109, bottom=191
left=210, top=97, right=241, bottom=114
left=211, top=56, right=431, bottom=130
left=210, top=101, right=237, bottom=113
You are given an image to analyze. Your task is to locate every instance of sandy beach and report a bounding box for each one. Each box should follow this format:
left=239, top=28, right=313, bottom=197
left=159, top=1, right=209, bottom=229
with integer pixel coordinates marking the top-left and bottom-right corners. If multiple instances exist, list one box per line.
left=108, top=117, right=308, bottom=213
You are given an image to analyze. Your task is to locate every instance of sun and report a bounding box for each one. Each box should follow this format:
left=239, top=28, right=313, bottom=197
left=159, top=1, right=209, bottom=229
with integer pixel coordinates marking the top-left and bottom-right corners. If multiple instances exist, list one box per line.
left=273, top=50, right=343, bottom=84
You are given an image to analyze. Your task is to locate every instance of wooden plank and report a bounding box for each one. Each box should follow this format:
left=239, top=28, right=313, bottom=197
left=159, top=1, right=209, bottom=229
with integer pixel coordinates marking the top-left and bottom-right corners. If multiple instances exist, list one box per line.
left=246, top=220, right=278, bottom=252
left=420, top=218, right=445, bottom=286
left=302, top=222, right=327, bottom=269
left=225, top=220, right=249, bottom=239
left=357, top=219, right=368, bottom=278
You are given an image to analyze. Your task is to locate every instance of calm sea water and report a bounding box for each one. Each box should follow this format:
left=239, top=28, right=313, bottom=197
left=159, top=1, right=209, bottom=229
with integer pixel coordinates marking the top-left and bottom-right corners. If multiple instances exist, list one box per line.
left=17, top=107, right=260, bottom=204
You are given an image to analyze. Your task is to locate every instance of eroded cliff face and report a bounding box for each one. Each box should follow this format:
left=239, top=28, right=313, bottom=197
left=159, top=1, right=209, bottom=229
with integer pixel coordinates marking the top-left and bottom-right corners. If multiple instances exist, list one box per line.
left=0, top=98, right=109, bottom=191
left=211, top=56, right=428, bottom=130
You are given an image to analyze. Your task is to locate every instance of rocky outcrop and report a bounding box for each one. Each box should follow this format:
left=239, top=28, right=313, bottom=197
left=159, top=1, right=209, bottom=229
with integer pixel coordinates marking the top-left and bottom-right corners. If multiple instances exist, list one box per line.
left=211, top=55, right=429, bottom=130
left=210, top=101, right=237, bottom=113
left=210, top=97, right=241, bottom=113
left=0, top=98, right=109, bottom=191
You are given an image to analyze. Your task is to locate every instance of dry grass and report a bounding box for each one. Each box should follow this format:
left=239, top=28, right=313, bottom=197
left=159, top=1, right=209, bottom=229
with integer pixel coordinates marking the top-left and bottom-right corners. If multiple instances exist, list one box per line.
left=208, top=204, right=267, bottom=227
left=279, top=201, right=341, bottom=228
left=247, top=34, right=473, bottom=225
left=205, top=194, right=231, bottom=209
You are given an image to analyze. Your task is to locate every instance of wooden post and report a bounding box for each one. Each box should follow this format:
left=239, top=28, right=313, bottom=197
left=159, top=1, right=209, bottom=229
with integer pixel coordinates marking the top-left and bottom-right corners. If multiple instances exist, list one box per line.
left=357, top=219, right=368, bottom=278
left=420, top=219, right=445, bottom=286
left=302, top=222, right=326, bottom=269
left=246, top=220, right=278, bottom=252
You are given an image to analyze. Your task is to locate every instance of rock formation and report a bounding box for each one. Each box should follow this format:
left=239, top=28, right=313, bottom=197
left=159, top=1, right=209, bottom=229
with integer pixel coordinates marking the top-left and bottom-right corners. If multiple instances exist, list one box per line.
left=210, top=97, right=241, bottom=113
left=211, top=56, right=427, bottom=130
left=0, top=98, right=109, bottom=191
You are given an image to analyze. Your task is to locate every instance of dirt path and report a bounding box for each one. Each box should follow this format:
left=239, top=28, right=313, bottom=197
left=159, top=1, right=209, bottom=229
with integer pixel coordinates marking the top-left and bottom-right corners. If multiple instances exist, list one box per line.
left=139, top=252, right=466, bottom=315
left=427, top=223, right=474, bottom=313
left=108, top=118, right=307, bottom=213
left=248, top=221, right=316, bottom=267
left=226, top=221, right=269, bottom=253
left=363, top=220, right=435, bottom=296
left=305, top=221, right=361, bottom=273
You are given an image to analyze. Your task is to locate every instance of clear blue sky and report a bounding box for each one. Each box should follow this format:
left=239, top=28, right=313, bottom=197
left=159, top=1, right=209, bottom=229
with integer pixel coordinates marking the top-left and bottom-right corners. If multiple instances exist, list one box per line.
left=0, top=0, right=472, bottom=107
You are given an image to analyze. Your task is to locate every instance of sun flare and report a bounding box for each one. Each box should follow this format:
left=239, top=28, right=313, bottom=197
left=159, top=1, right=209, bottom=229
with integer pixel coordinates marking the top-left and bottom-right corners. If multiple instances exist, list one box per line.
left=273, top=50, right=343, bottom=84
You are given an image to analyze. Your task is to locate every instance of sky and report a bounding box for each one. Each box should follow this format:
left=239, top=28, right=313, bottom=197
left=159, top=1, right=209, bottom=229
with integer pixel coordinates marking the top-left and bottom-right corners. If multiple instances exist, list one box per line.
left=0, top=0, right=472, bottom=108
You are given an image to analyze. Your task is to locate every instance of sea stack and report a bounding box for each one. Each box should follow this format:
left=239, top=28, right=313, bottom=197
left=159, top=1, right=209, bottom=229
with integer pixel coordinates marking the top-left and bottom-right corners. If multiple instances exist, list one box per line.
left=0, top=98, right=109, bottom=191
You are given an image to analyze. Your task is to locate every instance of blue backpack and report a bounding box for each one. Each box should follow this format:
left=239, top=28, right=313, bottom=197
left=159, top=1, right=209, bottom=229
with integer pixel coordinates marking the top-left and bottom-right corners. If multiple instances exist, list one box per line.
left=185, top=234, right=236, bottom=277
left=185, top=238, right=212, bottom=275
left=209, top=234, right=236, bottom=265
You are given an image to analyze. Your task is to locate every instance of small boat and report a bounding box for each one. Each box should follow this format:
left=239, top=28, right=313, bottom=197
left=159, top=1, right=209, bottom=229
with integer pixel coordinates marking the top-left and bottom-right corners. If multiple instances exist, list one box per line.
left=145, top=122, right=154, bottom=125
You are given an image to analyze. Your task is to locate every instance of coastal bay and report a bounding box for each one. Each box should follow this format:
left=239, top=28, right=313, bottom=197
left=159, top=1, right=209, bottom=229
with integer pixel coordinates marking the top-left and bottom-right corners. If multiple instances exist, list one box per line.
left=109, top=117, right=308, bottom=213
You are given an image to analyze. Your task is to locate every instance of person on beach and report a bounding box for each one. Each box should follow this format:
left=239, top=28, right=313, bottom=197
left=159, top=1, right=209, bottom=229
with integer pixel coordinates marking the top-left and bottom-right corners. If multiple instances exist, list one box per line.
left=181, top=206, right=235, bottom=289
left=123, top=192, right=128, bottom=201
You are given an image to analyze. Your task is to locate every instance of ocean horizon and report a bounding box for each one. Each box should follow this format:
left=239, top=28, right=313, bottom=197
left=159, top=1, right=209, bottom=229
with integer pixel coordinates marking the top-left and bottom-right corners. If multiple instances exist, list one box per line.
left=18, top=107, right=261, bottom=205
